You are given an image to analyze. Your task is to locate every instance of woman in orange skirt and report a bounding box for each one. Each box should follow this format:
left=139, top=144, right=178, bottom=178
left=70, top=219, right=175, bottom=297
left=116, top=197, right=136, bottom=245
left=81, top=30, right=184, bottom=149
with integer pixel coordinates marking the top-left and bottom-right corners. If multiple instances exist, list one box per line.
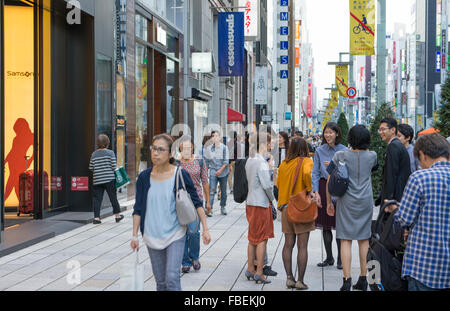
left=276, top=138, right=316, bottom=290
left=244, top=132, right=276, bottom=285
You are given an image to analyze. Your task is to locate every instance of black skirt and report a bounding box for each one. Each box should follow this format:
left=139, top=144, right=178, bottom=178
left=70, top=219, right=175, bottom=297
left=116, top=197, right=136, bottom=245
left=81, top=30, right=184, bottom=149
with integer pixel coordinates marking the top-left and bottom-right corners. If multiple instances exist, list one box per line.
left=315, top=178, right=336, bottom=231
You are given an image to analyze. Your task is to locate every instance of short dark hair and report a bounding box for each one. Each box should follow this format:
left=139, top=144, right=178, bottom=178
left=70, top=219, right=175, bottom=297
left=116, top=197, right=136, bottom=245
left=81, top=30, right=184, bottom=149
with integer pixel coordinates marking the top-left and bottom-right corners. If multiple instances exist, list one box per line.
left=398, top=124, right=415, bottom=144
left=285, top=138, right=309, bottom=163
left=321, top=122, right=343, bottom=145
left=294, top=131, right=304, bottom=138
left=97, top=134, right=110, bottom=149
left=414, top=134, right=450, bottom=160
left=152, top=134, right=176, bottom=164
left=380, top=117, right=398, bottom=134
left=348, top=125, right=371, bottom=150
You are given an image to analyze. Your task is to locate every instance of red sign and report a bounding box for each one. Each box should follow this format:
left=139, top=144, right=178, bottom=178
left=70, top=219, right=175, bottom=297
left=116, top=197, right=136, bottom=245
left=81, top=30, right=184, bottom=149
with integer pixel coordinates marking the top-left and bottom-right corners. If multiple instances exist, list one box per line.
left=71, top=177, right=89, bottom=191
left=51, top=176, right=63, bottom=191
left=347, top=87, right=357, bottom=98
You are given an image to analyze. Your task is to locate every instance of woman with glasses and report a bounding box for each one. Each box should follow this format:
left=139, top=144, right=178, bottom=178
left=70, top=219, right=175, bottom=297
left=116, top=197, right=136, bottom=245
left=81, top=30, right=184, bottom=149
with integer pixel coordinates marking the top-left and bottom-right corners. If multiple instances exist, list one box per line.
left=130, top=134, right=211, bottom=291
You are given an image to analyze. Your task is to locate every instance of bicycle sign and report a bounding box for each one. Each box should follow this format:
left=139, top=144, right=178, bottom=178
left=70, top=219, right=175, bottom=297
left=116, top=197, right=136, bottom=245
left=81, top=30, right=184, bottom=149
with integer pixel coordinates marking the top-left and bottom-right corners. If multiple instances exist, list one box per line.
left=353, top=23, right=373, bottom=35
left=347, top=87, right=357, bottom=98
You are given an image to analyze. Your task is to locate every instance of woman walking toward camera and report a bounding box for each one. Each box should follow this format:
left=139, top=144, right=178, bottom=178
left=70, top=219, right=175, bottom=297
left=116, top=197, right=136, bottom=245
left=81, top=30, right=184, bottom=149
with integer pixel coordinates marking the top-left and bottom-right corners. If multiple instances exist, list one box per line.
left=89, top=134, right=124, bottom=225
left=130, top=134, right=211, bottom=291
left=277, top=138, right=316, bottom=290
left=325, top=125, right=378, bottom=291
left=178, top=136, right=211, bottom=273
left=312, top=122, right=347, bottom=269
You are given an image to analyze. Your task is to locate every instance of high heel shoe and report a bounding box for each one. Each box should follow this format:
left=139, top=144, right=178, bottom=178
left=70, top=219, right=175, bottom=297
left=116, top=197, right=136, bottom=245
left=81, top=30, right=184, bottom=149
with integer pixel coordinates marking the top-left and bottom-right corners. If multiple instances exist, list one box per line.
left=340, top=277, right=352, bottom=291
left=254, top=274, right=271, bottom=284
left=352, top=276, right=368, bottom=291
left=245, top=270, right=255, bottom=281
left=286, top=278, right=296, bottom=289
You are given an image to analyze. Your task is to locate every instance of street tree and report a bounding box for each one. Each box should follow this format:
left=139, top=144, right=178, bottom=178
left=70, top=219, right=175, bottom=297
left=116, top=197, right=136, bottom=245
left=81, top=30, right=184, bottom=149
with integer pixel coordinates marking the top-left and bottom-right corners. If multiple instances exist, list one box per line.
left=369, top=102, right=395, bottom=200
left=434, top=72, right=450, bottom=137
left=337, top=112, right=349, bottom=146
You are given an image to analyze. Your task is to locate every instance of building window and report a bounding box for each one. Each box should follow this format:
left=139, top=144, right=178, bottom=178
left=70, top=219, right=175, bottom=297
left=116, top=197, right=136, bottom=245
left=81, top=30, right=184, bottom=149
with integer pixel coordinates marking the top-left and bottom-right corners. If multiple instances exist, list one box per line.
left=136, top=14, right=148, bottom=41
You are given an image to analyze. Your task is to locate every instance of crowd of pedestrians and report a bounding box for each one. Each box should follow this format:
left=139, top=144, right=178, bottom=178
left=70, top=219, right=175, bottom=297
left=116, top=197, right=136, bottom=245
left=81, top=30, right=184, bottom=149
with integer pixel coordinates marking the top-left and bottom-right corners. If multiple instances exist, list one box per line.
left=90, top=118, right=449, bottom=292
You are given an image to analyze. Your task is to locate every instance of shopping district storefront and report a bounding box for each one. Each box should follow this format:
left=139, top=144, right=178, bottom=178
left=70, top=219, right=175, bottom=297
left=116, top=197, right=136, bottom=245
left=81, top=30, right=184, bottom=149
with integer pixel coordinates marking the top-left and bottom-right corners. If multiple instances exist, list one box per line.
left=0, top=0, right=186, bottom=241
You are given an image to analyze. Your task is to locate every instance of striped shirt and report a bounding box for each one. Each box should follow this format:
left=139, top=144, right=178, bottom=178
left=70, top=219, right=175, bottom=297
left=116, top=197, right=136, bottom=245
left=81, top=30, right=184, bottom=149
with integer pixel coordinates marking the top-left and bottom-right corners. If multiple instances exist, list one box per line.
left=394, top=161, right=450, bottom=289
left=89, top=149, right=117, bottom=185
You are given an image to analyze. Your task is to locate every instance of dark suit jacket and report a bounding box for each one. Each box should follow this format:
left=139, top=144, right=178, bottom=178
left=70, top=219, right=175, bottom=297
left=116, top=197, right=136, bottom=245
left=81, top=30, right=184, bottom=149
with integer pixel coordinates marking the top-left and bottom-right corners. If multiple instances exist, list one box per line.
left=376, top=138, right=412, bottom=227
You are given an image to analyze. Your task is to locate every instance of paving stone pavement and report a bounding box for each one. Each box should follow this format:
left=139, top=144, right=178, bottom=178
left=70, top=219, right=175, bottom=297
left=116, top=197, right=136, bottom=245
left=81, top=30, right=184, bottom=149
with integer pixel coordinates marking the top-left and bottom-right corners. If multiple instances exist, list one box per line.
left=0, top=193, right=380, bottom=291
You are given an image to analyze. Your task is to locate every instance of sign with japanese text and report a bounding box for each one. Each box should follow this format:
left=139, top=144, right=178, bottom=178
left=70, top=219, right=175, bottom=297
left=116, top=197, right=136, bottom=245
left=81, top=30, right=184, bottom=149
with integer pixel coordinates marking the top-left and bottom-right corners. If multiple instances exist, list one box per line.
left=240, top=0, right=259, bottom=39
left=350, top=0, right=376, bottom=55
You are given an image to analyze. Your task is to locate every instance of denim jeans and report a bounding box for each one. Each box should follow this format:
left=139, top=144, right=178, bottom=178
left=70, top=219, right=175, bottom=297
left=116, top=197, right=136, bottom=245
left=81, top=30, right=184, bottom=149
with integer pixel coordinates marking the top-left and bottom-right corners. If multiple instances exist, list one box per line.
left=210, top=174, right=228, bottom=208
left=182, top=220, right=201, bottom=267
left=146, top=236, right=186, bottom=291
left=407, top=277, right=439, bottom=291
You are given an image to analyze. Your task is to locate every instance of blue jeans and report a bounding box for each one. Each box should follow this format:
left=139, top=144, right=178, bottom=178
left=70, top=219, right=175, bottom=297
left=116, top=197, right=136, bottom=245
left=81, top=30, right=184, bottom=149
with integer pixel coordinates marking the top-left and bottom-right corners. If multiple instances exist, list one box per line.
left=407, top=277, right=439, bottom=291
left=210, top=174, right=228, bottom=208
left=182, top=220, right=201, bottom=267
left=146, top=236, right=186, bottom=291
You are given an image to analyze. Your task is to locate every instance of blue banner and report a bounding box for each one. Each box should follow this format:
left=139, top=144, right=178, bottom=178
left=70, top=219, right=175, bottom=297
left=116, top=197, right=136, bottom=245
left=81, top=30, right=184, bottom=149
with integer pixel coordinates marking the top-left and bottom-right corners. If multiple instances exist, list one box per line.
left=218, top=12, right=245, bottom=76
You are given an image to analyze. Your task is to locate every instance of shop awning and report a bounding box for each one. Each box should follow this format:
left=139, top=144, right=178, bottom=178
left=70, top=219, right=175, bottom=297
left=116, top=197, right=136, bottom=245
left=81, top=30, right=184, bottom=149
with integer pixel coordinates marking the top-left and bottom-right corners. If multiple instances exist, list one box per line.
left=227, top=107, right=245, bottom=122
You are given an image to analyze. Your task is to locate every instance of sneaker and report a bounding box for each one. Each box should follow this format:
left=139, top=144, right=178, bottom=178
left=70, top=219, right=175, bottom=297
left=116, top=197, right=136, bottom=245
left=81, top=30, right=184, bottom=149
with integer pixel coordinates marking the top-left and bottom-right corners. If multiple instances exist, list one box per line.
left=206, top=209, right=213, bottom=217
left=192, top=260, right=201, bottom=271
left=181, top=266, right=191, bottom=274
left=263, top=266, right=278, bottom=277
left=221, top=207, right=227, bottom=215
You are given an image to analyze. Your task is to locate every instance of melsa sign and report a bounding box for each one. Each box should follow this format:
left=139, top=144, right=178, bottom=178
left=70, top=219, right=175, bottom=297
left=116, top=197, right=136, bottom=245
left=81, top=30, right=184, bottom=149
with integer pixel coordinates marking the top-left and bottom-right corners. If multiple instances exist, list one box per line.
left=218, top=12, right=245, bottom=77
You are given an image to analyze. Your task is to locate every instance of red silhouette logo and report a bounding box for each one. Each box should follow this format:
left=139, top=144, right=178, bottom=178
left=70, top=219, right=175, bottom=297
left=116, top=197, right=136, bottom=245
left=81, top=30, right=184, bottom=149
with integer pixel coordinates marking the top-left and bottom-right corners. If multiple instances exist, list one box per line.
left=4, top=118, right=34, bottom=202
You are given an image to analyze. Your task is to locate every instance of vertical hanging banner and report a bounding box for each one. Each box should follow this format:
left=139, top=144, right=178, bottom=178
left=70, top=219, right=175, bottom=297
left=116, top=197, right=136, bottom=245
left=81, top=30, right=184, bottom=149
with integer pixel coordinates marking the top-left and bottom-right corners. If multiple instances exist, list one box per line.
left=240, top=0, right=259, bottom=40
left=350, top=0, right=376, bottom=56
left=218, top=12, right=245, bottom=76
left=331, top=89, right=339, bottom=108
left=255, top=66, right=268, bottom=105
left=336, top=65, right=349, bottom=97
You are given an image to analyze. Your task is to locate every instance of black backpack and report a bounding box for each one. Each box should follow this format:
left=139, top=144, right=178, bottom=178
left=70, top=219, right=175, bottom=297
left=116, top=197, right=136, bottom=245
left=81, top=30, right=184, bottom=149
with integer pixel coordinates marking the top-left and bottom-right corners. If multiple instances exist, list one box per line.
left=233, top=158, right=248, bottom=203
left=327, top=159, right=349, bottom=197
left=368, top=206, right=408, bottom=291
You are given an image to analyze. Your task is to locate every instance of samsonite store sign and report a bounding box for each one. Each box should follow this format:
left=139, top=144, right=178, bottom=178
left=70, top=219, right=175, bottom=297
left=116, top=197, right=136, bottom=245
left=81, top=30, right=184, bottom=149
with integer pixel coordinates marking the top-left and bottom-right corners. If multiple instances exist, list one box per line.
left=218, top=12, right=245, bottom=76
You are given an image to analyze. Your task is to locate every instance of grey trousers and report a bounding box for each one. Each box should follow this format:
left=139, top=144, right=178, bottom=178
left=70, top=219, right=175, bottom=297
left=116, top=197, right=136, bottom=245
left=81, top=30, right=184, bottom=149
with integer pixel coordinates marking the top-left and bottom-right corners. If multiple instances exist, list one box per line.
left=146, top=236, right=186, bottom=291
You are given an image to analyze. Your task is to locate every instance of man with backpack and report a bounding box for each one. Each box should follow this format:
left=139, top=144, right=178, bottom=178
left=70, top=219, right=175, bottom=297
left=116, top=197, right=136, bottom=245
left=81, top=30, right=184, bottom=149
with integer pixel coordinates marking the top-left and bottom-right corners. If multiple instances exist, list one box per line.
left=385, top=134, right=450, bottom=291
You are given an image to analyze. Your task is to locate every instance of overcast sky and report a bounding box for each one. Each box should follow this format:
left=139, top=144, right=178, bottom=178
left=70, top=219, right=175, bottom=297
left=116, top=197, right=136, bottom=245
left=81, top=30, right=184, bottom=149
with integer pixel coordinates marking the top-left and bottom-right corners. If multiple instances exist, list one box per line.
left=306, top=0, right=415, bottom=108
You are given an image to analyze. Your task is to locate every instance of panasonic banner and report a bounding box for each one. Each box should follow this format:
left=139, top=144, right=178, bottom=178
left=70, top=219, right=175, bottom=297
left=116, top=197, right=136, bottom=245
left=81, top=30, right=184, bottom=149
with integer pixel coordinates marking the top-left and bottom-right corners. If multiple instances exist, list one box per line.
left=218, top=12, right=245, bottom=76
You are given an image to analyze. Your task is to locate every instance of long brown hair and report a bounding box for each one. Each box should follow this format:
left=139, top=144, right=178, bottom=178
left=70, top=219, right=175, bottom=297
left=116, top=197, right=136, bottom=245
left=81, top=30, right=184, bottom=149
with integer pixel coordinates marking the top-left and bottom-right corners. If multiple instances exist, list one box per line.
left=285, top=138, right=309, bottom=163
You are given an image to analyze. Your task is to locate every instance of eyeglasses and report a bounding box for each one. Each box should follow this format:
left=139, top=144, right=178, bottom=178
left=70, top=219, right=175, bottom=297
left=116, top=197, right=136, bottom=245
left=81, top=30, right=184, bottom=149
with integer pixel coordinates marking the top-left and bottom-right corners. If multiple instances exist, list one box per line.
left=150, top=146, right=168, bottom=153
left=378, top=127, right=391, bottom=133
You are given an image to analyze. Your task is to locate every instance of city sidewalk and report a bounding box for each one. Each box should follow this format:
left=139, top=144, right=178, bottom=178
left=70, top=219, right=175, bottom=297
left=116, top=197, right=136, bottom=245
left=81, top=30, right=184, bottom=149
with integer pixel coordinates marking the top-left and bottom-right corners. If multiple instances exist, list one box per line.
left=0, top=193, right=377, bottom=291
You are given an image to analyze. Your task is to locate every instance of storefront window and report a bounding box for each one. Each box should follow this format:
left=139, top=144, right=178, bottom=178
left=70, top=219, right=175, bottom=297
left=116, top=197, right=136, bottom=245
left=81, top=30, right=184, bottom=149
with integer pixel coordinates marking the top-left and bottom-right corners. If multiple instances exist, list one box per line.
left=136, top=44, right=149, bottom=176
left=96, top=54, right=113, bottom=139
left=139, top=0, right=184, bottom=30
left=136, top=14, right=147, bottom=41
left=166, top=58, right=176, bottom=133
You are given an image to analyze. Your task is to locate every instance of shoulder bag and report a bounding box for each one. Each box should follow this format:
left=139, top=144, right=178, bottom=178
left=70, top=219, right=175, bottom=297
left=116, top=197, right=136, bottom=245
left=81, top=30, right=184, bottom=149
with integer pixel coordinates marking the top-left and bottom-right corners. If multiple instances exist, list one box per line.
left=287, top=158, right=318, bottom=224
left=175, top=168, right=198, bottom=226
